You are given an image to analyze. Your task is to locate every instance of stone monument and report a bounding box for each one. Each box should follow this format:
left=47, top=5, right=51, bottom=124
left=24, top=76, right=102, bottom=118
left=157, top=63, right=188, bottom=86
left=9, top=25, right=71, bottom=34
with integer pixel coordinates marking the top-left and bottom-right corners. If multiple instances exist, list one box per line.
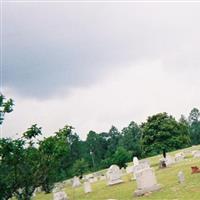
left=178, top=171, right=184, bottom=184
left=133, top=156, right=139, bottom=166
left=84, top=181, right=92, bottom=193
left=53, top=191, right=68, bottom=200
left=134, top=167, right=160, bottom=196
left=72, top=176, right=81, bottom=188
left=193, top=150, right=200, bottom=158
left=106, top=165, right=123, bottom=186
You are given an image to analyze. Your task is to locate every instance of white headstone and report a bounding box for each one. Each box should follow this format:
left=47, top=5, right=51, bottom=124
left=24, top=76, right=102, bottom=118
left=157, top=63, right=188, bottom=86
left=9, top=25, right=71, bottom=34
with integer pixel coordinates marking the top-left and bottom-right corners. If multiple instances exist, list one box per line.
left=53, top=191, right=68, bottom=200
left=193, top=151, right=200, bottom=158
left=175, top=152, right=185, bottom=162
left=139, top=159, right=150, bottom=166
left=84, top=181, right=92, bottom=193
left=133, top=157, right=139, bottom=166
left=126, top=166, right=134, bottom=174
left=72, top=176, right=81, bottom=188
left=133, top=160, right=150, bottom=180
left=191, top=150, right=198, bottom=156
left=106, top=165, right=123, bottom=186
left=133, top=162, right=150, bottom=173
left=178, top=171, right=184, bottom=184
left=85, top=173, right=93, bottom=180
left=165, top=155, right=175, bottom=166
left=160, top=155, right=175, bottom=167
left=134, top=168, right=160, bottom=196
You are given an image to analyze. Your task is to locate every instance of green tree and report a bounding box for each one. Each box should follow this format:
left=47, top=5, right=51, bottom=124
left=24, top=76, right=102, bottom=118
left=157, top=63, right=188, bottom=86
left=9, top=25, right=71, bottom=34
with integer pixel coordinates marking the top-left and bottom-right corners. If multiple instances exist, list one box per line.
left=112, top=147, right=131, bottom=169
left=106, top=126, right=121, bottom=156
left=120, top=121, right=142, bottom=158
left=72, top=159, right=88, bottom=178
left=141, top=113, right=191, bottom=157
left=39, top=125, right=72, bottom=192
left=188, top=108, right=200, bottom=124
left=0, top=125, right=41, bottom=200
left=0, top=94, right=14, bottom=125
left=86, top=130, right=107, bottom=170
left=188, top=108, right=200, bottom=145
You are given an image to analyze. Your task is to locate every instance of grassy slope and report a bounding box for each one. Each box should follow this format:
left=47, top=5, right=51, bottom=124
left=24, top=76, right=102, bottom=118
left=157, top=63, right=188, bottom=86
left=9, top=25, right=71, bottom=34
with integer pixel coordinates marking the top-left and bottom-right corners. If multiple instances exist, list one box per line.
left=35, top=146, right=200, bottom=200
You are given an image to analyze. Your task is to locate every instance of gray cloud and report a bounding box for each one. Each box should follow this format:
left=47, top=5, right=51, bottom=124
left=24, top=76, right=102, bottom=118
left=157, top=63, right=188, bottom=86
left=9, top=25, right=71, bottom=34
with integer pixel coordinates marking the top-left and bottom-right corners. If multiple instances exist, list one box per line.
left=3, top=2, right=200, bottom=98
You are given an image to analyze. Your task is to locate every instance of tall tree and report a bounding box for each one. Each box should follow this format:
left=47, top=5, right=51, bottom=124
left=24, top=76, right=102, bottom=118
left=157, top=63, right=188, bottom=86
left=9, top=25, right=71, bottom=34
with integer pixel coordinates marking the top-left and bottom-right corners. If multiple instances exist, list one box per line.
left=0, top=125, right=41, bottom=200
left=120, top=121, right=142, bottom=158
left=141, top=113, right=191, bottom=157
left=188, top=108, right=200, bottom=145
left=188, top=108, right=200, bottom=124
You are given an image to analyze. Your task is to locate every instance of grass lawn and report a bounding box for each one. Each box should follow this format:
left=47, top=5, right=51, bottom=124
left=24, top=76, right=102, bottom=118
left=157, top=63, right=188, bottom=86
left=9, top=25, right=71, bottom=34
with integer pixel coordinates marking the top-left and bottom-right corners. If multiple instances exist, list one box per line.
left=34, top=146, right=200, bottom=200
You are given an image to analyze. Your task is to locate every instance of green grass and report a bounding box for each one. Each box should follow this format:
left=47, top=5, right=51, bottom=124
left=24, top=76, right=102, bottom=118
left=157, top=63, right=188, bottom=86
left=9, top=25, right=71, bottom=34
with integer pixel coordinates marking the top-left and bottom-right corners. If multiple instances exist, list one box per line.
left=34, top=146, right=200, bottom=200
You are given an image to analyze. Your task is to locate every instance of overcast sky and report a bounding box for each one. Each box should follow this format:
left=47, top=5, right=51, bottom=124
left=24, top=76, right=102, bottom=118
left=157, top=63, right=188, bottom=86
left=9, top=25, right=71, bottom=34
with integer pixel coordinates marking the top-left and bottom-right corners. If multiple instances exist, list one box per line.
left=1, top=1, right=200, bottom=139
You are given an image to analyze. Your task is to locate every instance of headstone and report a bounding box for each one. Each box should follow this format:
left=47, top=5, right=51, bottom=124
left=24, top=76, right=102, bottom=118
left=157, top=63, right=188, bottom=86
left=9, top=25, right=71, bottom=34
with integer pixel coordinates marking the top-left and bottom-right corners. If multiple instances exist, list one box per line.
left=85, top=173, right=93, bottom=180
left=139, top=159, right=150, bottom=166
left=133, top=157, right=139, bottom=166
left=159, top=158, right=167, bottom=168
left=134, top=168, right=160, bottom=196
left=175, top=152, right=185, bottom=162
left=72, top=176, right=81, bottom=188
left=178, top=171, right=184, bottom=184
left=193, top=151, right=200, bottom=158
left=121, top=167, right=126, bottom=175
left=159, top=155, right=175, bottom=168
left=53, top=191, right=68, bottom=200
left=133, top=161, right=150, bottom=173
left=133, top=161, right=150, bottom=180
left=126, top=166, right=134, bottom=174
left=165, top=155, right=175, bottom=166
left=84, top=181, right=92, bottom=193
left=106, top=165, right=123, bottom=186
left=191, top=150, right=198, bottom=156
left=183, top=149, right=191, bottom=156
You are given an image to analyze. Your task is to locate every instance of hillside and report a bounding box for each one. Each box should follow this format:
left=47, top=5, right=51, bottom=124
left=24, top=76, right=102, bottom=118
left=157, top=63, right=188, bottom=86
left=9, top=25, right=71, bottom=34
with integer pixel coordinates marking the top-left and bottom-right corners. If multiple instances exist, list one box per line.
left=34, top=145, right=200, bottom=200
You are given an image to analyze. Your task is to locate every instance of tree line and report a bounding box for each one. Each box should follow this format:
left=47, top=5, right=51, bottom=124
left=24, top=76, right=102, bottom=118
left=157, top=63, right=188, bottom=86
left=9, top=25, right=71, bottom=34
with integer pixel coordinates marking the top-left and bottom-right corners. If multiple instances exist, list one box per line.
left=0, top=94, right=200, bottom=200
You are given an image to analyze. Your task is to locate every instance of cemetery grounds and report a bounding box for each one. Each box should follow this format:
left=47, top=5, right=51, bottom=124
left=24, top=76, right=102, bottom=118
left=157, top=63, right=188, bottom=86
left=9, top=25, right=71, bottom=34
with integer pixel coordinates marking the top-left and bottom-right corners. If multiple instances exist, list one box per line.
left=34, top=145, right=200, bottom=200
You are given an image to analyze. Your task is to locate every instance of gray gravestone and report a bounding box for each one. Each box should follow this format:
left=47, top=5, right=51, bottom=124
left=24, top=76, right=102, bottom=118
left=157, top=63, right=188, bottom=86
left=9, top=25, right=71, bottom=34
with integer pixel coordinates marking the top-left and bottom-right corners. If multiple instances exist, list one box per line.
left=134, top=168, right=160, bottom=196
left=106, top=165, right=123, bottom=186
left=53, top=191, right=68, bottom=200
left=178, top=171, right=185, bottom=184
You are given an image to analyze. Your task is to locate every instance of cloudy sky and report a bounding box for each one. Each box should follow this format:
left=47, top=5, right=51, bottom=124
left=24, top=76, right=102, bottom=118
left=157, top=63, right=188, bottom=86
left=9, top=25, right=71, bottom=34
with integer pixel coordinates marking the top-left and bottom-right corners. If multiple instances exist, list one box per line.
left=1, top=1, right=200, bottom=139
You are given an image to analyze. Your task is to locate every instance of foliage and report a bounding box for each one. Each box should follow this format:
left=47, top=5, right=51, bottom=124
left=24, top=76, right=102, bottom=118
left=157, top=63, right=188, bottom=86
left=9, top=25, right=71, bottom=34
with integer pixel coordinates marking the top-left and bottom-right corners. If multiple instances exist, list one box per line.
left=72, top=159, right=88, bottom=178
left=141, top=113, right=191, bottom=157
left=0, top=125, right=41, bottom=200
left=120, top=121, right=142, bottom=158
left=39, top=125, right=72, bottom=192
left=188, top=108, right=200, bottom=145
left=112, top=147, right=131, bottom=169
left=0, top=94, right=14, bottom=125
left=188, top=108, right=200, bottom=124
left=1, top=93, right=197, bottom=199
